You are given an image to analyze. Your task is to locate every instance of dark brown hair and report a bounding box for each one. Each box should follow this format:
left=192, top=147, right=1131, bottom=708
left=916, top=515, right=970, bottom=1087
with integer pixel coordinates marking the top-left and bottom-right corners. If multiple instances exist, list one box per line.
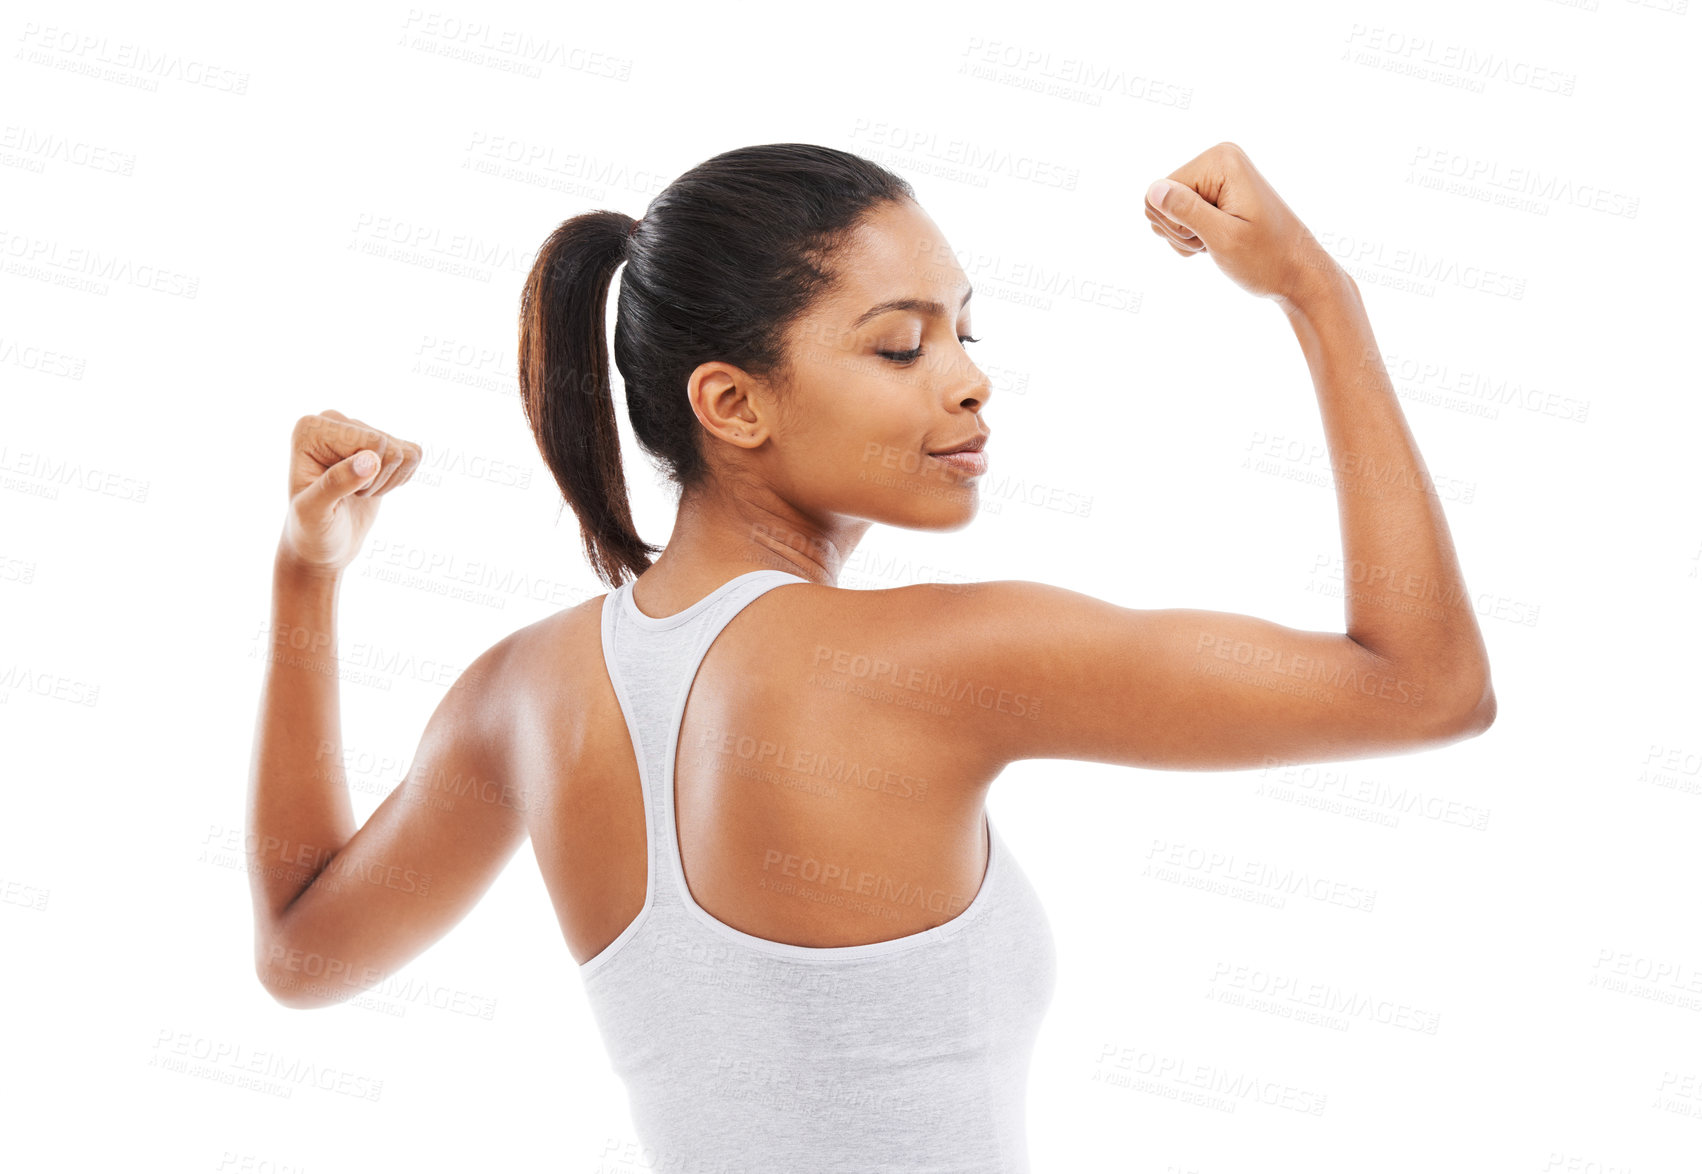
left=517, top=143, right=915, bottom=588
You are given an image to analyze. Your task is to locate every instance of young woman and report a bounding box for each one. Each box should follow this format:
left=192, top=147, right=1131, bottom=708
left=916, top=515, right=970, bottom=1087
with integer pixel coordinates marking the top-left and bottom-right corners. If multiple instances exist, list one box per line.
left=247, top=142, right=1495, bottom=1170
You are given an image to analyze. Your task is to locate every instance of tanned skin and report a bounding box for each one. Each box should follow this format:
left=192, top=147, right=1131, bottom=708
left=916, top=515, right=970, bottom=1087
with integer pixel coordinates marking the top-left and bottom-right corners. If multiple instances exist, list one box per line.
left=247, top=143, right=1494, bottom=1008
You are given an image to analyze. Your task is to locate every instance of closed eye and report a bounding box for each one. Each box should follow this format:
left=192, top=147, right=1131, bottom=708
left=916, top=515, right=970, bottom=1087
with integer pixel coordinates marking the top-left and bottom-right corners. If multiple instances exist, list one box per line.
left=879, top=336, right=981, bottom=365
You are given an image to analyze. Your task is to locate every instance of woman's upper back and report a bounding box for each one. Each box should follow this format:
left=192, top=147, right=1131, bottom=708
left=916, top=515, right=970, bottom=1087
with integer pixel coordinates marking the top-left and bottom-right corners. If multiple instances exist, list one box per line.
left=519, top=567, right=1025, bottom=969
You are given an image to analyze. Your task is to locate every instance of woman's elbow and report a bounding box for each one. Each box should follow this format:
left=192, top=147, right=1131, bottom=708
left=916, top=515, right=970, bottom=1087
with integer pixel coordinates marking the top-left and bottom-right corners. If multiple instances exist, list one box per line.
left=257, top=963, right=345, bottom=1010
left=255, top=938, right=352, bottom=1010
left=1441, top=680, right=1497, bottom=740
left=1467, top=687, right=1497, bottom=734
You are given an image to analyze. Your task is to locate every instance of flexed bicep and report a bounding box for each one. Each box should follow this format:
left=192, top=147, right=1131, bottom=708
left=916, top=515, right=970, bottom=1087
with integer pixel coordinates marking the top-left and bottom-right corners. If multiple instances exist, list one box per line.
left=257, top=639, right=532, bottom=1009
left=909, top=581, right=1494, bottom=774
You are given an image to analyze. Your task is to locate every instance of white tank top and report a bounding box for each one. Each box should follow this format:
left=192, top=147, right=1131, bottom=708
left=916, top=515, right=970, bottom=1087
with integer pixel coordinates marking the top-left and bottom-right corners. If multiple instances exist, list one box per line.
left=581, top=568, right=1057, bottom=1171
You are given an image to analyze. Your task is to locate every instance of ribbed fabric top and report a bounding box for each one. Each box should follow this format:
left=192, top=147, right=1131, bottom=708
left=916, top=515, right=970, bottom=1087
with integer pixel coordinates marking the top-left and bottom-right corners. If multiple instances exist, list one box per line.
left=582, top=568, right=1057, bottom=1172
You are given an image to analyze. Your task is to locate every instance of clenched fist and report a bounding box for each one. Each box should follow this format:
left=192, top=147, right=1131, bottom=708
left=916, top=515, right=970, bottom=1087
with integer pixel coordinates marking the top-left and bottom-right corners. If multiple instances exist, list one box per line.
left=1144, top=142, right=1344, bottom=307
left=279, top=409, right=421, bottom=576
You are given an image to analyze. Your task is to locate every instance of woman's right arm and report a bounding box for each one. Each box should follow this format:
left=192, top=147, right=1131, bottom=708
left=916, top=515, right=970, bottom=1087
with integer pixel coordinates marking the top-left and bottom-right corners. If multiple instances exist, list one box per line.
left=247, top=412, right=531, bottom=1008
left=930, top=144, right=1495, bottom=772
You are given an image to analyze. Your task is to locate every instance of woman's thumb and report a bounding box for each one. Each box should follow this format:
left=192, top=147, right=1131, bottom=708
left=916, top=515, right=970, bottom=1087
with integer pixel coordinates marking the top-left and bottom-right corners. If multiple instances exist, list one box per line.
left=1147, top=179, right=1228, bottom=245
left=340, top=449, right=381, bottom=491
left=300, top=449, right=380, bottom=514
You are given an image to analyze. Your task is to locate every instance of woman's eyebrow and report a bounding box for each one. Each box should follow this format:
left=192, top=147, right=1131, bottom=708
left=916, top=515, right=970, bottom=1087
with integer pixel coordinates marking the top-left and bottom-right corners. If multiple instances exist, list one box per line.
left=850, top=286, right=974, bottom=329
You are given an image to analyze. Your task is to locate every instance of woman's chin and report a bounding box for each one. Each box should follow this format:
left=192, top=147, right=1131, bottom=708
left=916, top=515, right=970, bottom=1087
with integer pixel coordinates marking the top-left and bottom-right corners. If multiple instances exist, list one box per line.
left=860, top=478, right=980, bottom=532
left=899, top=499, right=980, bottom=533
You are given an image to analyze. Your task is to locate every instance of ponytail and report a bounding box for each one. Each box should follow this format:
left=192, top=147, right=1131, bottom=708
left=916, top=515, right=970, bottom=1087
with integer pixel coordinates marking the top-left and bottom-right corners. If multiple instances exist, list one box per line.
left=518, top=210, right=660, bottom=588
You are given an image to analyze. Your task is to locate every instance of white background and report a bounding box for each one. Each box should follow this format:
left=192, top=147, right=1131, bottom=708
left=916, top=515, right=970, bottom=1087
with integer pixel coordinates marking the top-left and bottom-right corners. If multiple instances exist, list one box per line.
left=4, top=0, right=1699, bottom=1171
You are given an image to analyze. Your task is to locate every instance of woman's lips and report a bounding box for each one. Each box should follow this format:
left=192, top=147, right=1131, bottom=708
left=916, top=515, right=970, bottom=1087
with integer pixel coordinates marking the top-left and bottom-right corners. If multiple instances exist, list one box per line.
left=928, top=450, right=988, bottom=477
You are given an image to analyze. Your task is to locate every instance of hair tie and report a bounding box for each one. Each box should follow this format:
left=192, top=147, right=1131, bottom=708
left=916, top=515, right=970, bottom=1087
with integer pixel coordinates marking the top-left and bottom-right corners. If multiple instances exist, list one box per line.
left=628, top=217, right=641, bottom=238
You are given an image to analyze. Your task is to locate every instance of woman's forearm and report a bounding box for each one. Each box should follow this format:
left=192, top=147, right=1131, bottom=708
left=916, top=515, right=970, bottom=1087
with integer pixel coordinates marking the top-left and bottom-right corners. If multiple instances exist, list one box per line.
left=1280, top=265, right=1494, bottom=717
left=245, top=543, right=358, bottom=948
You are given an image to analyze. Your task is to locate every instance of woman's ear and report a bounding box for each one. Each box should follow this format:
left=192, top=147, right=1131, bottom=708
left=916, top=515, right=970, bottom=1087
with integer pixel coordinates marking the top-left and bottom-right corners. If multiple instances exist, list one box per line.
left=687, top=361, right=770, bottom=451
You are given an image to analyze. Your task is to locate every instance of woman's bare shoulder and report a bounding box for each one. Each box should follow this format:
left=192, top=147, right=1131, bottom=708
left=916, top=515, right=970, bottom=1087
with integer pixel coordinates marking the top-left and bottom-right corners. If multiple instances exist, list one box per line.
left=430, top=593, right=612, bottom=749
